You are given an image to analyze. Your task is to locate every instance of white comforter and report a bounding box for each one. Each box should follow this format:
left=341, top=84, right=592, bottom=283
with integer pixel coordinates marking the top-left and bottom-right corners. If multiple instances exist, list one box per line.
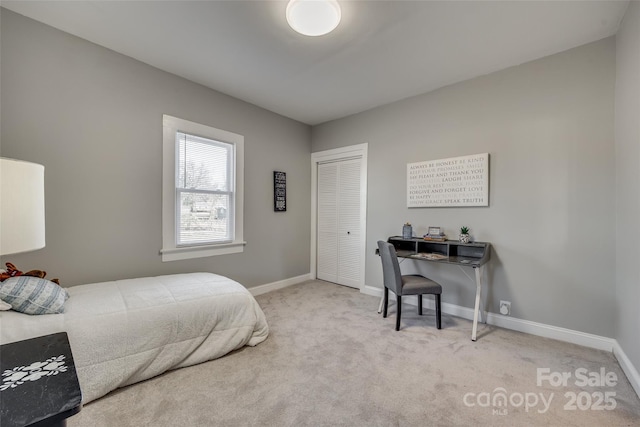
left=0, top=272, right=269, bottom=403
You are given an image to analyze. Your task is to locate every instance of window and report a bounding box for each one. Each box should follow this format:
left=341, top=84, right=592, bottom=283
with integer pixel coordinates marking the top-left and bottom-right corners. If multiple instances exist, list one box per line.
left=161, top=115, right=244, bottom=261
left=176, top=132, right=233, bottom=246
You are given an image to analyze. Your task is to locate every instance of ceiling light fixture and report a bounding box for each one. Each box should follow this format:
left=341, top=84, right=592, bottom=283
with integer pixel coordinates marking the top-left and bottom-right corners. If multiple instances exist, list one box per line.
left=286, top=0, right=341, bottom=37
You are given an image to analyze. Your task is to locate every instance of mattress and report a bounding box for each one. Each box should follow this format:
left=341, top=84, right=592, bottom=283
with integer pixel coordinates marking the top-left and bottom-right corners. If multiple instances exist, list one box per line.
left=0, top=272, right=269, bottom=403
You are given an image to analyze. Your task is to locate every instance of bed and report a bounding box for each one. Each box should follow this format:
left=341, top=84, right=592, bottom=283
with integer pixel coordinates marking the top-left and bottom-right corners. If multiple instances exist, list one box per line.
left=0, top=272, right=269, bottom=404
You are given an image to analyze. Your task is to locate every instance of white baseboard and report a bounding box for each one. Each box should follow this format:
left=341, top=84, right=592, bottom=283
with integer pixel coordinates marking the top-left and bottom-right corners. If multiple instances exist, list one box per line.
left=248, top=273, right=313, bottom=296
left=484, top=312, right=616, bottom=352
left=612, top=340, right=640, bottom=399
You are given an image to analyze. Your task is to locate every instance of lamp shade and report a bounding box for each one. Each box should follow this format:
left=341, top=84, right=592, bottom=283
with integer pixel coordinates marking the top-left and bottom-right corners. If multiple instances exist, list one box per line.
left=0, top=158, right=45, bottom=255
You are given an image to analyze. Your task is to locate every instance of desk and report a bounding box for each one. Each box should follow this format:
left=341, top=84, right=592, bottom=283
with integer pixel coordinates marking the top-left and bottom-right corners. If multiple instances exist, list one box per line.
left=381, top=236, right=491, bottom=341
left=1, top=332, right=82, bottom=427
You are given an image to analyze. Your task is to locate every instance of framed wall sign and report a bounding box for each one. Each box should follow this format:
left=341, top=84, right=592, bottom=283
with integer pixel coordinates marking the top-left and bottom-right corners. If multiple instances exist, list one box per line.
left=407, top=153, right=489, bottom=208
left=274, top=171, right=286, bottom=212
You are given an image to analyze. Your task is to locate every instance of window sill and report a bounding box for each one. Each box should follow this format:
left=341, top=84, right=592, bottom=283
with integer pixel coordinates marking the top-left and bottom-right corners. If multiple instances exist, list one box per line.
left=160, top=241, right=246, bottom=262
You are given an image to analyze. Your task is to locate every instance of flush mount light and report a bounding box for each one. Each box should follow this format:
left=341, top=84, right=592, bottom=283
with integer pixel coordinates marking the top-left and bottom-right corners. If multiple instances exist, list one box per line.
left=286, top=0, right=341, bottom=37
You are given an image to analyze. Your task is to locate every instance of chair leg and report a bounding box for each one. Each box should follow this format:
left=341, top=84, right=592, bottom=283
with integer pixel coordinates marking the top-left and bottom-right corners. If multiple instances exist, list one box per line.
left=418, top=294, right=423, bottom=315
left=435, top=294, right=442, bottom=329
left=396, top=295, right=402, bottom=331
left=383, top=287, right=389, bottom=318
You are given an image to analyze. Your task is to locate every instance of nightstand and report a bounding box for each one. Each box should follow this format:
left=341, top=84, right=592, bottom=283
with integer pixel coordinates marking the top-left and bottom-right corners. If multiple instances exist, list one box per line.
left=1, top=332, right=82, bottom=427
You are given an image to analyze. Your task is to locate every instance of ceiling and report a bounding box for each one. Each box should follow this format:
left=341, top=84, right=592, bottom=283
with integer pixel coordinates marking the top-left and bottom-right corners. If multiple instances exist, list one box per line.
left=1, top=1, right=630, bottom=125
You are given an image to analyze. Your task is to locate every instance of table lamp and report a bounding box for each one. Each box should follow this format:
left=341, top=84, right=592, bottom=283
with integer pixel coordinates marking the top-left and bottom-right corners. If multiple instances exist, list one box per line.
left=0, top=158, right=45, bottom=256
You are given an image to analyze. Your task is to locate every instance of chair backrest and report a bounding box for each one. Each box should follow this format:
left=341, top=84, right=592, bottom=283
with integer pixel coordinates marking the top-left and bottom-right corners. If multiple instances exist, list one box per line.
left=377, top=241, right=403, bottom=294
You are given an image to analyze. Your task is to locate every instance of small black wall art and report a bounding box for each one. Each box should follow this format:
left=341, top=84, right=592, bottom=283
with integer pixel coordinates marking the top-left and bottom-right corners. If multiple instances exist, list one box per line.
left=274, top=171, right=286, bottom=212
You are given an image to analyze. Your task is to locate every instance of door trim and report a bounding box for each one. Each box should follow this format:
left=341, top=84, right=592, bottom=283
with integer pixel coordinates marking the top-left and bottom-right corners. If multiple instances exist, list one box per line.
left=311, top=143, right=368, bottom=290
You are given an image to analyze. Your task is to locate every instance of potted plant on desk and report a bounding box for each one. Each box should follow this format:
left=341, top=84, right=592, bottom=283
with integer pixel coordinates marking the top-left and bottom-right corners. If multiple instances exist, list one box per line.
left=459, top=226, right=470, bottom=244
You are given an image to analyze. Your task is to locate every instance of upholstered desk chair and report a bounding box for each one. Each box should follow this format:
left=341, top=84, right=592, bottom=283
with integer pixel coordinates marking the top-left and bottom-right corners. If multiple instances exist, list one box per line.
left=377, top=240, right=442, bottom=331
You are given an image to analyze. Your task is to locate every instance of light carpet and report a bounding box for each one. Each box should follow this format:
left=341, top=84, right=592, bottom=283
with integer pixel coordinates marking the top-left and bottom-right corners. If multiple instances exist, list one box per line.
left=69, top=280, right=640, bottom=426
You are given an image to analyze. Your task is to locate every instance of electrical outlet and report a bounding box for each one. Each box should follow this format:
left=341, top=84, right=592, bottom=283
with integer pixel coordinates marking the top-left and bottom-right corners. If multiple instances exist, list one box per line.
left=500, top=300, right=511, bottom=316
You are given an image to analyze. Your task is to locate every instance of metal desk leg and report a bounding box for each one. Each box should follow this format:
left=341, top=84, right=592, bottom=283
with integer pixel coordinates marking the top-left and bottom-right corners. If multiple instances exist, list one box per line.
left=378, top=294, right=384, bottom=314
left=471, top=266, right=484, bottom=341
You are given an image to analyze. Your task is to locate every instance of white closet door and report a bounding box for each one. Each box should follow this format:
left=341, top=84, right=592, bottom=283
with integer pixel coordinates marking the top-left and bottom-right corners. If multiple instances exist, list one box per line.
left=317, top=162, right=338, bottom=283
left=336, top=159, right=361, bottom=288
left=316, top=159, right=361, bottom=288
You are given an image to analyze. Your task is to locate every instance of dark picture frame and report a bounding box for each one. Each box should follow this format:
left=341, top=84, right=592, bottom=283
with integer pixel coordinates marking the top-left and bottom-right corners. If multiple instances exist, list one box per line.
left=274, top=171, right=286, bottom=212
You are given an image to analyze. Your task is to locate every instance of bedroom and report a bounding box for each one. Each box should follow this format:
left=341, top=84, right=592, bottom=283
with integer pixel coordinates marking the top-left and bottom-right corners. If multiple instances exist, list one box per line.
left=1, top=1, right=639, bottom=425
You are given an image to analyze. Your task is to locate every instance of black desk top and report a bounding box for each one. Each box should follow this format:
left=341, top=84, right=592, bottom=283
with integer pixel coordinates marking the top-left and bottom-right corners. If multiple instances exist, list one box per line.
left=1, top=332, right=82, bottom=427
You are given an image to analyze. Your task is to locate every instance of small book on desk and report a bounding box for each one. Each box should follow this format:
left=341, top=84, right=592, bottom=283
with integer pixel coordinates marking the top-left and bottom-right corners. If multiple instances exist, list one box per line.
left=423, top=228, right=447, bottom=241
left=423, top=236, right=447, bottom=242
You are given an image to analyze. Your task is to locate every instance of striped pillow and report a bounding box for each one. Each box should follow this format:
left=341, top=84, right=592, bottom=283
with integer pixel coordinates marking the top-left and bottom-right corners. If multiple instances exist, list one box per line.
left=0, top=276, right=68, bottom=315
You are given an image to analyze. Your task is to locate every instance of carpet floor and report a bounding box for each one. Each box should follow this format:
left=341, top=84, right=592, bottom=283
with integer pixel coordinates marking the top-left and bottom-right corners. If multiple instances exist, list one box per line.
left=69, top=280, right=640, bottom=426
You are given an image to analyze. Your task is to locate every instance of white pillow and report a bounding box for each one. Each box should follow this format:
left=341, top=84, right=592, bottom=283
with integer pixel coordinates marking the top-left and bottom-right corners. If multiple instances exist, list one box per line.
left=0, top=276, right=68, bottom=315
left=0, top=299, right=11, bottom=311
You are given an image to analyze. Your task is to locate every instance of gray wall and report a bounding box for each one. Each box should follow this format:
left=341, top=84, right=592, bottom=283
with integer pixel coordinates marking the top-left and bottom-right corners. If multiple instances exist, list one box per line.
left=0, top=9, right=311, bottom=288
left=615, top=2, right=640, bottom=375
left=312, top=38, right=617, bottom=338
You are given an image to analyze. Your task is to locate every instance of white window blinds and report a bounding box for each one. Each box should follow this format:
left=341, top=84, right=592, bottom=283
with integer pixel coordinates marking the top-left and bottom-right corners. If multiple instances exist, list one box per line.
left=176, top=132, right=235, bottom=246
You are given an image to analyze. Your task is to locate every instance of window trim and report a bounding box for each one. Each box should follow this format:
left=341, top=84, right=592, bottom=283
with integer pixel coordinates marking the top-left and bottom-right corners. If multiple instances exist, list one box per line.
left=161, top=115, right=244, bottom=261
